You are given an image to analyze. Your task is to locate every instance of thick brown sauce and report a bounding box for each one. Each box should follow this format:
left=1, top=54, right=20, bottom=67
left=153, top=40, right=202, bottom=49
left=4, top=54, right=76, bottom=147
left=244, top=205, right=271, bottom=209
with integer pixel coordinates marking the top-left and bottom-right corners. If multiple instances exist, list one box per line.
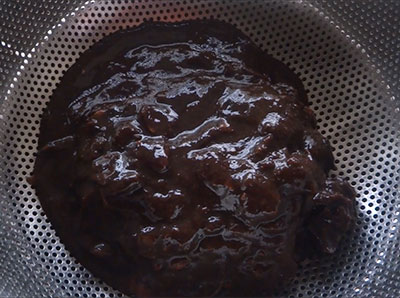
left=32, top=20, right=356, bottom=296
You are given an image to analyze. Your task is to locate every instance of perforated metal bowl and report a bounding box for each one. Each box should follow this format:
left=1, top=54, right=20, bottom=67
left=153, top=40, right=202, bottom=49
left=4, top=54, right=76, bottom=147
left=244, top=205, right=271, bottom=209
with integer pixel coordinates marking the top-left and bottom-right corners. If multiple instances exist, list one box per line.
left=0, top=0, right=399, bottom=297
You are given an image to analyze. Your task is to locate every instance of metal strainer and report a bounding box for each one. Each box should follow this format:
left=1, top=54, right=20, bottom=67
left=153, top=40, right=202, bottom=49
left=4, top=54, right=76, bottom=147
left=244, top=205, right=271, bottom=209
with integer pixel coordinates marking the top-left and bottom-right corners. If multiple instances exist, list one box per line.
left=0, top=0, right=399, bottom=297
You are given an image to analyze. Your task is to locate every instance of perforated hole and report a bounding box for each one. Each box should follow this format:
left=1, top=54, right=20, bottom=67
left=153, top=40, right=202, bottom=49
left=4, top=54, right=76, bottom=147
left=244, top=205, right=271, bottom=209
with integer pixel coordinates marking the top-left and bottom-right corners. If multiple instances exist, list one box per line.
left=0, top=0, right=399, bottom=297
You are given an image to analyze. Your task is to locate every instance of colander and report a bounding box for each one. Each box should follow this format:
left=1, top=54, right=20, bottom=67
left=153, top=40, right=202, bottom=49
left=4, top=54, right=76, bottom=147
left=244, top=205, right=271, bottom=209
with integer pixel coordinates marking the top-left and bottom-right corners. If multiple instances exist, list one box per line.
left=0, top=0, right=399, bottom=297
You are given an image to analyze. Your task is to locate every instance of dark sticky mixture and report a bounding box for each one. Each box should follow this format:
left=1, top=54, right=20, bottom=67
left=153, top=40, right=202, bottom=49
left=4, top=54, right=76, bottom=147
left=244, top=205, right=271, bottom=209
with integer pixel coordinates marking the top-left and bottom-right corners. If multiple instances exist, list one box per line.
left=31, top=20, right=356, bottom=296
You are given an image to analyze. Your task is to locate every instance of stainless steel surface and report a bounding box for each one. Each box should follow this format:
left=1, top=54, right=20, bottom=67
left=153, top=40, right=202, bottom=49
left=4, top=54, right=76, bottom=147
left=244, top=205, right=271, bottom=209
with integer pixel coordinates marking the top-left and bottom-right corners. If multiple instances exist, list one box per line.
left=0, top=0, right=399, bottom=297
